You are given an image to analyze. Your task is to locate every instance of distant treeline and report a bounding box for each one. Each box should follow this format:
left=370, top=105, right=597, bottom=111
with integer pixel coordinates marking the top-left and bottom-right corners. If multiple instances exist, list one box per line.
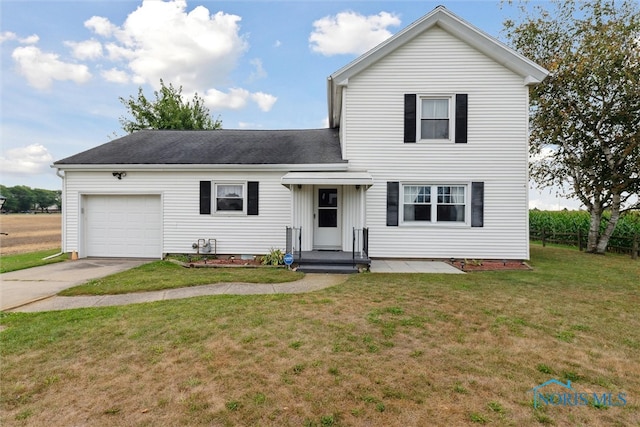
left=0, top=185, right=61, bottom=213
left=530, top=210, right=640, bottom=253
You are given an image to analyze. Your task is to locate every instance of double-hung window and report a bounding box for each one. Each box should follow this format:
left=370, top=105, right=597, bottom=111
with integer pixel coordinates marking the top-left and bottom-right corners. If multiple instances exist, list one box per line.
left=420, top=98, right=450, bottom=140
left=215, top=183, right=244, bottom=212
left=402, top=184, right=466, bottom=224
left=403, top=185, right=431, bottom=222
left=436, top=185, right=465, bottom=222
left=199, top=181, right=259, bottom=215
left=404, top=93, right=467, bottom=143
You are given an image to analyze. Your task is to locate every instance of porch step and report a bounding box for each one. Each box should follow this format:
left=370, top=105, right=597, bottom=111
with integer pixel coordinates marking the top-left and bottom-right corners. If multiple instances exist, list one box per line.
left=292, top=251, right=370, bottom=274
left=297, top=264, right=360, bottom=274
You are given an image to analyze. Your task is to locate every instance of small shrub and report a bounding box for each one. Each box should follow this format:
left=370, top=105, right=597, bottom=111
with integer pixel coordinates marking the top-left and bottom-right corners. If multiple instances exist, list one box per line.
left=261, top=248, right=284, bottom=265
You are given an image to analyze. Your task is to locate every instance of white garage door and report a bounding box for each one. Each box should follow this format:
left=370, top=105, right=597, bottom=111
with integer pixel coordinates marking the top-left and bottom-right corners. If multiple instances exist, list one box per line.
left=84, top=195, right=161, bottom=258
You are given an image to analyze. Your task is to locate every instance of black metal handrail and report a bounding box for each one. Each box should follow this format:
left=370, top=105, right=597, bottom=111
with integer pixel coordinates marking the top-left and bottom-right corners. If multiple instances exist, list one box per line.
left=286, top=227, right=302, bottom=260
left=352, top=227, right=369, bottom=262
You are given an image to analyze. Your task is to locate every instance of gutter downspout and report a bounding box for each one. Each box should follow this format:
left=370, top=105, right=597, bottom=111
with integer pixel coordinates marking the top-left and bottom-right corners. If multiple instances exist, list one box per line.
left=55, top=167, right=67, bottom=258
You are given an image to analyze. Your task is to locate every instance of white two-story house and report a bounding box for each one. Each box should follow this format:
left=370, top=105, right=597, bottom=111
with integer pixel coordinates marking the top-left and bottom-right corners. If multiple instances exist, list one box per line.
left=53, top=6, right=548, bottom=267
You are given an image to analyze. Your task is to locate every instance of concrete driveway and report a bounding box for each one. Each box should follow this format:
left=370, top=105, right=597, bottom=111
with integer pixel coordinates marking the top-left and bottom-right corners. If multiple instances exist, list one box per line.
left=0, top=259, right=149, bottom=311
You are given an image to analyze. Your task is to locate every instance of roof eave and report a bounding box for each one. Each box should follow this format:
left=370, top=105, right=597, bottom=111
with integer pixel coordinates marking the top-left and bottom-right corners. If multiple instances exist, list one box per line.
left=52, top=163, right=350, bottom=172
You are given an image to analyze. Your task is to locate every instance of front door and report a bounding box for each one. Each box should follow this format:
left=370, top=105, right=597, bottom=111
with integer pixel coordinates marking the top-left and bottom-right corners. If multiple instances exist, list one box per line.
left=313, top=187, right=341, bottom=249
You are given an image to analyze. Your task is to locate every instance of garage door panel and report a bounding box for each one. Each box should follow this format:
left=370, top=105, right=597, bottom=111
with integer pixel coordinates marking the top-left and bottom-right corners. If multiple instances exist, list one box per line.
left=85, top=195, right=161, bottom=258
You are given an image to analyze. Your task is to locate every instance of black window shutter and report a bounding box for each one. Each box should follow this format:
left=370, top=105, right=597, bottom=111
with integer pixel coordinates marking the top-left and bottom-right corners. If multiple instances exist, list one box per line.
left=455, top=94, right=468, bottom=144
left=404, top=94, right=417, bottom=143
left=387, top=181, right=399, bottom=226
left=247, top=181, right=259, bottom=215
left=199, top=181, right=211, bottom=215
left=471, top=181, right=484, bottom=227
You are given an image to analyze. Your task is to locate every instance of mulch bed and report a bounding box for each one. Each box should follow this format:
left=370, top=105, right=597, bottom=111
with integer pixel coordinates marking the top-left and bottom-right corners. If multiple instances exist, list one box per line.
left=447, top=260, right=532, bottom=272
left=179, top=257, right=264, bottom=268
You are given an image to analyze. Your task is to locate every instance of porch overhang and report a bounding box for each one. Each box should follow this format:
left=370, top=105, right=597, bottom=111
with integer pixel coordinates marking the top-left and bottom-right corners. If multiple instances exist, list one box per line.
left=281, top=171, right=373, bottom=188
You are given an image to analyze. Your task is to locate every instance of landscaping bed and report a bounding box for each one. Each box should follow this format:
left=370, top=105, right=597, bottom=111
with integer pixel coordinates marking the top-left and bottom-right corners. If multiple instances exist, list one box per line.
left=447, top=259, right=532, bottom=272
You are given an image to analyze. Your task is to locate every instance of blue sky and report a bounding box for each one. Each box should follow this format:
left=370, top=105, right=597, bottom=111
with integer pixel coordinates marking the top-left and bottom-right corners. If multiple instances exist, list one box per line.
left=0, top=0, right=580, bottom=209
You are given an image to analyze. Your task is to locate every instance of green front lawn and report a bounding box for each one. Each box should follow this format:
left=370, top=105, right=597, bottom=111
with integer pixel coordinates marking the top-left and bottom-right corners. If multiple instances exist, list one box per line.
left=1, top=244, right=638, bottom=426
left=58, top=261, right=303, bottom=296
left=0, top=249, right=66, bottom=273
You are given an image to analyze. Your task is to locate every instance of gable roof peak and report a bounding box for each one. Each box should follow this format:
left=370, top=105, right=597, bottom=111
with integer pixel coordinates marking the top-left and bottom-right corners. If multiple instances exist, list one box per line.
left=327, top=5, right=549, bottom=128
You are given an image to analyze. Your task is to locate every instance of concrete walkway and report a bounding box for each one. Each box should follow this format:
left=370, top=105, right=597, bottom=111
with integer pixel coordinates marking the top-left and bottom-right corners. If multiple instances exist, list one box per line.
left=370, top=259, right=464, bottom=274
left=8, top=274, right=348, bottom=313
left=2, top=258, right=463, bottom=313
left=1, top=259, right=150, bottom=311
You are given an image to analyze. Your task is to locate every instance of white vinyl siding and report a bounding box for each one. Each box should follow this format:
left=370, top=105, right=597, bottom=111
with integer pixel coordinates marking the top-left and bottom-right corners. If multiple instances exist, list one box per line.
left=342, top=26, right=530, bottom=259
left=62, top=170, right=291, bottom=257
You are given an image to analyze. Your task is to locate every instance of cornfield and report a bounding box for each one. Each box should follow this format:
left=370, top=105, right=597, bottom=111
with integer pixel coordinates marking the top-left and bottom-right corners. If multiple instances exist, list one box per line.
left=529, top=210, right=640, bottom=253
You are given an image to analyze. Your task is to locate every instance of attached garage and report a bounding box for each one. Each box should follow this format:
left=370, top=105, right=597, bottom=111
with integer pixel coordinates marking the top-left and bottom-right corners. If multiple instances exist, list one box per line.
left=83, top=195, right=161, bottom=258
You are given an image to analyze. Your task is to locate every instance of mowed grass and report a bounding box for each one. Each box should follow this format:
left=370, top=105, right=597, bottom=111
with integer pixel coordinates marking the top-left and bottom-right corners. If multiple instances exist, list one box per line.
left=1, top=244, right=639, bottom=426
left=0, top=249, right=66, bottom=273
left=58, top=261, right=303, bottom=296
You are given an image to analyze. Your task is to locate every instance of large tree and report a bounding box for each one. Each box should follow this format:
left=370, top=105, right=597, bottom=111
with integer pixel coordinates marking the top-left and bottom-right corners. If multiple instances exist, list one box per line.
left=119, top=79, right=222, bottom=133
left=504, top=0, right=640, bottom=254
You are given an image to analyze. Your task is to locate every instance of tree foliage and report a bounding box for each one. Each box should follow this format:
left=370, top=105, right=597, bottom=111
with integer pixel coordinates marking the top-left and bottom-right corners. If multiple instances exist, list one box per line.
left=0, top=185, right=61, bottom=213
left=504, top=0, right=640, bottom=254
left=119, top=79, right=222, bottom=133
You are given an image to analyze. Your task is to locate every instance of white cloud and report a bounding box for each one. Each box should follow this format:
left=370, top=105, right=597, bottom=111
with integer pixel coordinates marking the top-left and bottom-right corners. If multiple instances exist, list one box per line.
left=248, top=58, right=267, bottom=82
left=86, top=1, right=248, bottom=92
left=8, top=1, right=275, bottom=113
left=0, top=144, right=54, bottom=175
left=1, top=32, right=39, bottom=44
left=251, top=92, right=277, bottom=112
left=65, top=39, right=103, bottom=60
left=0, top=31, right=16, bottom=43
left=201, top=88, right=277, bottom=112
left=11, top=46, right=92, bottom=90
left=202, top=87, right=250, bottom=110
left=21, top=34, right=40, bottom=45
left=309, top=11, right=401, bottom=56
left=101, top=67, right=130, bottom=84
left=273, top=40, right=282, bottom=48
left=84, top=16, right=118, bottom=37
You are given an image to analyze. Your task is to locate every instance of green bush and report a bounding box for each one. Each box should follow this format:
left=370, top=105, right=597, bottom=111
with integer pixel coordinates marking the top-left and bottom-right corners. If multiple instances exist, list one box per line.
left=261, top=248, right=284, bottom=266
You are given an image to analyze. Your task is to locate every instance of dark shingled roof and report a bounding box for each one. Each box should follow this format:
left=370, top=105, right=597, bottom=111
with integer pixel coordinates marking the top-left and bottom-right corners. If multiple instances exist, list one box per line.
left=54, top=129, right=345, bottom=165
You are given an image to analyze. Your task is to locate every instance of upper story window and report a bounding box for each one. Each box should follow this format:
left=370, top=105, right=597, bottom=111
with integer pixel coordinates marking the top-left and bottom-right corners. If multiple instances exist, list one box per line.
left=404, top=93, right=467, bottom=144
left=420, top=98, right=450, bottom=140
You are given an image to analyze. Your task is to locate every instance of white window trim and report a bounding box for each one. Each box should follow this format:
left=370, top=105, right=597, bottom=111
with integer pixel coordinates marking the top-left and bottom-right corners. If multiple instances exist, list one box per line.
left=417, top=94, right=454, bottom=142
left=400, top=182, right=470, bottom=226
left=213, top=181, right=247, bottom=215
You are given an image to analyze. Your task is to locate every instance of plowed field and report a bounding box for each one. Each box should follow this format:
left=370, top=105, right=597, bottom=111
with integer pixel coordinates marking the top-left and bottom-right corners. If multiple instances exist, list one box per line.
left=0, top=214, right=61, bottom=255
